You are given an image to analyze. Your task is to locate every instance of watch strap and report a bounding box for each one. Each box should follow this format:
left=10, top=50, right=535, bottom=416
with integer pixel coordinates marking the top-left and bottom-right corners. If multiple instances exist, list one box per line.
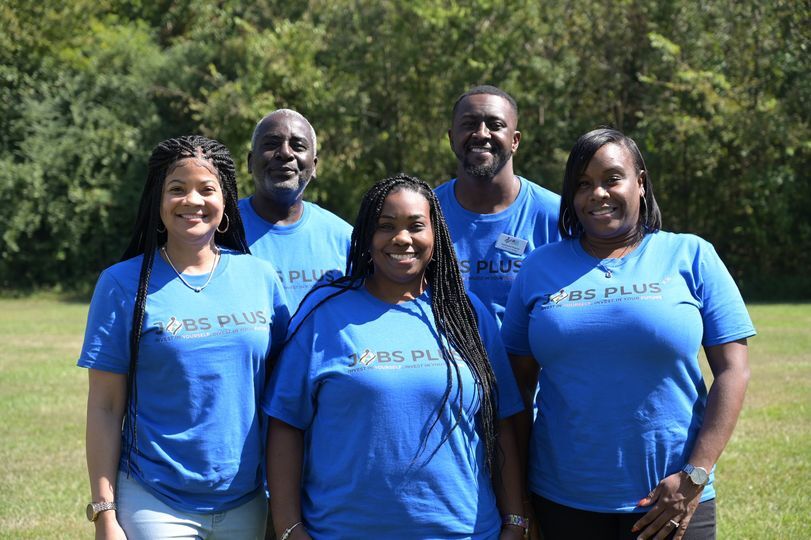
left=87, top=501, right=117, bottom=521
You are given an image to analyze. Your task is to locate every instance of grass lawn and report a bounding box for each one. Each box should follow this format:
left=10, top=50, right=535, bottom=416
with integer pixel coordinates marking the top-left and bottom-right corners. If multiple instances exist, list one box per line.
left=0, top=298, right=808, bottom=539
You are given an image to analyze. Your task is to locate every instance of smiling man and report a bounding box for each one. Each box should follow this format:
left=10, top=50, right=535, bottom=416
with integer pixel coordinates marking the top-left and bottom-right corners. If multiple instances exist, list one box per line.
left=239, top=109, right=352, bottom=309
left=435, top=85, right=561, bottom=323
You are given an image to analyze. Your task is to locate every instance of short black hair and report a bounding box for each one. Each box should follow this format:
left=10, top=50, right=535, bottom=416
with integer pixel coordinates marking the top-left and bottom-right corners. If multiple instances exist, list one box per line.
left=559, top=127, right=662, bottom=239
left=451, top=85, right=518, bottom=119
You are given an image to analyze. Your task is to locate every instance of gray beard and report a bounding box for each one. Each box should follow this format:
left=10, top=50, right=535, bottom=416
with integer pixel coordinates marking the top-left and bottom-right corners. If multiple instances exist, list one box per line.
left=258, top=174, right=311, bottom=206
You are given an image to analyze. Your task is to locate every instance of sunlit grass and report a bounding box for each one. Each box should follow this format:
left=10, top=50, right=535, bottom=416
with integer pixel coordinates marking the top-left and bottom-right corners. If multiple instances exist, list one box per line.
left=0, top=297, right=88, bottom=539
left=0, top=299, right=808, bottom=539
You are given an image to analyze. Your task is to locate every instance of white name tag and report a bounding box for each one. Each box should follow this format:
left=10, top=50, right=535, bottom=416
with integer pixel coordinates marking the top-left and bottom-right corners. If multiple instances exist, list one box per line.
left=495, top=233, right=528, bottom=255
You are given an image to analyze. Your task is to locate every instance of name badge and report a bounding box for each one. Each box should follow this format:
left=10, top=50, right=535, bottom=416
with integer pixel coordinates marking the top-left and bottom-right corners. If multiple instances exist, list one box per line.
left=495, top=233, right=528, bottom=255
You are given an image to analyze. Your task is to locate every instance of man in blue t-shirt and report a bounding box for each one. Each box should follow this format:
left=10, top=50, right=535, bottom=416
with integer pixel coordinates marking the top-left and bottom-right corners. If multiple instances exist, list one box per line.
left=436, top=85, right=561, bottom=323
left=240, top=109, right=352, bottom=309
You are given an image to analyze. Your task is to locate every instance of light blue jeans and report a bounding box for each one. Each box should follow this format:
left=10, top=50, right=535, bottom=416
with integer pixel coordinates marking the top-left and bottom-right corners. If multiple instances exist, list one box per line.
left=116, top=473, right=267, bottom=540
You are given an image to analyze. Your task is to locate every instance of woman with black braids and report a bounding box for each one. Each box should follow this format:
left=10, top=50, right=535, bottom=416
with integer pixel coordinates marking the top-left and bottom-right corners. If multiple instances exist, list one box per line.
left=78, top=135, right=289, bottom=539
left=264, top=174, right=527, bottom=540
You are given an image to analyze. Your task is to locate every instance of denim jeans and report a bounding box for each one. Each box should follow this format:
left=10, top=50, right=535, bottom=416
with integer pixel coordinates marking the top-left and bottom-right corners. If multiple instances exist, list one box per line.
left=116, top=473, right=267, bottom=540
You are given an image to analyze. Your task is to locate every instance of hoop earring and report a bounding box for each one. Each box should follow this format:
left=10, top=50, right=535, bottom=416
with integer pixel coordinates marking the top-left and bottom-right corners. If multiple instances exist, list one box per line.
left=157, top=223, right=166, bottom=233
left=640, top=194, right=648, bottom=221
left=217, top=213, right=230, bottom=233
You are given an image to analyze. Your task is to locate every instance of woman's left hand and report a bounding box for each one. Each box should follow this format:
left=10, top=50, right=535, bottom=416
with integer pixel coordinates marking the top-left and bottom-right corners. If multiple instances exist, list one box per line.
left=631, top=472, right=703, bottom=539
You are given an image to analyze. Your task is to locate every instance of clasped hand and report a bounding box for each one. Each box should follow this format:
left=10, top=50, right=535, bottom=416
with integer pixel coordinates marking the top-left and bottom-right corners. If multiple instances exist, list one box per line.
left=632, top=472, right=703, bottom=540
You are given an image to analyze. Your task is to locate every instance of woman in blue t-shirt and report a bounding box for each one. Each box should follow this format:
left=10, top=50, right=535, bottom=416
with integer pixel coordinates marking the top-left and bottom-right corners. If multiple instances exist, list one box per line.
left=502, top=128, right=755, bottom=540
left=265, top=174, right=528, bottom=540
left=79, top=136, right=288, bottom=539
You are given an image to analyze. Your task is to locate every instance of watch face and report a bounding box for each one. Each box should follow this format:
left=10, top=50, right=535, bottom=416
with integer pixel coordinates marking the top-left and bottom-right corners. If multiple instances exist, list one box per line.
left=691, top=467, right=709, bottom=485
left=86, top=503, right=95, bottom=521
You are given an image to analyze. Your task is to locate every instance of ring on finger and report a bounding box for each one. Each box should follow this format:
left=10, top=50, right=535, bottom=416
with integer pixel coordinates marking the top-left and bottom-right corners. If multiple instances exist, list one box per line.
left=668, top=519, right=680, bottom=528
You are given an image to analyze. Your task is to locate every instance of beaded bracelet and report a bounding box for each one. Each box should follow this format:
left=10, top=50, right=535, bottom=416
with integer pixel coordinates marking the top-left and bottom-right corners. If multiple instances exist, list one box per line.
left=502, top=513, right=530, bottom=531
left=280, top=520, right=302, bottom=540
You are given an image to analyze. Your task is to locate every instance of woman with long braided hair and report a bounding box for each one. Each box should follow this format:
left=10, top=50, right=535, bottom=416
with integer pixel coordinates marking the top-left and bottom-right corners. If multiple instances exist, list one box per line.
left=79, top=135, right=289, bottom=539
left=264, top=174, right=527, bottom=540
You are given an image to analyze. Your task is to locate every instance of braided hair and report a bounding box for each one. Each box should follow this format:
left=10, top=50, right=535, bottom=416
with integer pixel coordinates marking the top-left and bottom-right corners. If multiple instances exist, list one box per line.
left=290, top=173, right=500, bottom=472
left=119, top=135, right=249, bottom=474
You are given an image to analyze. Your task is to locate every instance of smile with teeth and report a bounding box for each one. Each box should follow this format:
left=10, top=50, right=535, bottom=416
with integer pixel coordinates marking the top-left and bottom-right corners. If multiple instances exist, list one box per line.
left=468, top=146, right=493, bottom=153
left=387, top=252, right=418, bottom=261
left=177, top=213, right=207, bottom=221
left=589, top=206, right=616, bottom=216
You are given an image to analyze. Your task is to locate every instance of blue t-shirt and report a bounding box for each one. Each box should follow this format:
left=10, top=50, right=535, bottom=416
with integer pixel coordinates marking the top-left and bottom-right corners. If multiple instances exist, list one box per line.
left=264, top=285, right=524, bottom=539
left=435, top=176, right=561, bottom=323
left=501, top=231, right=756, bottom=512
left=239, top=197, right=352, bottom=309
left=78, top=250, right=290, bottom=513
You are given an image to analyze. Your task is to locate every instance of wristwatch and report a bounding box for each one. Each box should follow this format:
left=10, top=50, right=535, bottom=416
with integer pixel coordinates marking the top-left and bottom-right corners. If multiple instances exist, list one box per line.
left=681, top=464, right=710, bottom=487
left=86, top=501, right=117, bottom=522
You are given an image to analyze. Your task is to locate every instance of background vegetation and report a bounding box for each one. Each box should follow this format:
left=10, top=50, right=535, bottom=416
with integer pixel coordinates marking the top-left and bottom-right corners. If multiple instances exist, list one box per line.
left=1, top=297, right=808, bottom=539
left=1, top=0, right=809, bottom=298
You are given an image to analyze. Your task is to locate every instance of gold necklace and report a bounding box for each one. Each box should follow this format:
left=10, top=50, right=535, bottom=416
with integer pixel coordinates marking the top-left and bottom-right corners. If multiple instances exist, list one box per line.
left=161, top=246, right=220, bottom=292
left=582, top=238, right=637, bottom=278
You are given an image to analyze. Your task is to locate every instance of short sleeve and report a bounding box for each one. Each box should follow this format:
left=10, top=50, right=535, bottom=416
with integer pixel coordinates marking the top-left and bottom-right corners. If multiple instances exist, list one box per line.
left=263, top=316, right=318, bottom=430
left=500, top=262, right=533, bottom=355
left=696, top=241, right=756, bottom=346
left=77, top=270, right=132, bottom=373
left=471, top=294, right=524, bottom=419
left=269, top=273, right=291, bottom=359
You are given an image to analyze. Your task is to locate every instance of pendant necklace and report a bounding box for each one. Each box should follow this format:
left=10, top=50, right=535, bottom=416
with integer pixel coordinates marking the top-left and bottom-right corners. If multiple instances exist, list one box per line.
left=582, top=238, right=636, bottom=279
left=161, top=246, right=220, bottom=292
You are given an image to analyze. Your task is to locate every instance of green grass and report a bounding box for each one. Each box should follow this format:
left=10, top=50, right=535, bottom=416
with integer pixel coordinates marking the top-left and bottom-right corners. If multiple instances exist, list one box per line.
left=713, top=304, right=811, bottom=539
left=0, top=296, right=89, bottom=539
left=0, top=299, right=809, bottom=539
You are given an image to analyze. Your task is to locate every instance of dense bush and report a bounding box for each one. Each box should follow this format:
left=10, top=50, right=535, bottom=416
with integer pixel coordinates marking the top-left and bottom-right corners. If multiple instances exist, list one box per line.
left=1, top=0, right=808, bottom=299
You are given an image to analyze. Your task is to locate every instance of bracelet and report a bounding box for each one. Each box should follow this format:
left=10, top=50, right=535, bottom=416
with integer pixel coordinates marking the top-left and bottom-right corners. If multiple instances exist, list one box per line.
left=280, top=521, right=302, bottom=540
left=502, top=513, right=530, bottom=531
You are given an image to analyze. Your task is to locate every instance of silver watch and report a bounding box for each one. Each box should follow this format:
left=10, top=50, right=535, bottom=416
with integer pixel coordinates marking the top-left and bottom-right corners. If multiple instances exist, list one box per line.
left=86, top=501, right=117, bottom=522
left=681, top=464, right=709, bottom=487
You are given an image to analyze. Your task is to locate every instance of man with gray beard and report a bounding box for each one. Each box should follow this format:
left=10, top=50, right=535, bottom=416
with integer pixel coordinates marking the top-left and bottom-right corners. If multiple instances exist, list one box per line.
left=239, top=109, right=352, bottom=310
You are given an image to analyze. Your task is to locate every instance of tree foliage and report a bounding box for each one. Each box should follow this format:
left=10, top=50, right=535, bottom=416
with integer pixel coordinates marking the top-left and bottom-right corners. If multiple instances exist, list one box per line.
left=1, top=0, right=808, bottom=298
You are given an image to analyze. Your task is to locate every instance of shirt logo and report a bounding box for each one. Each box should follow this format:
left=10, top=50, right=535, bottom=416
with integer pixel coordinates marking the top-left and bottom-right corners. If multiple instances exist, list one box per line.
left=550, top=290, right=568, bottom=304
left=347, top=348, right=463, bottom=370
left=358, top=349, right=377, bottom=365
left=165, top=317, right=183, bottom=335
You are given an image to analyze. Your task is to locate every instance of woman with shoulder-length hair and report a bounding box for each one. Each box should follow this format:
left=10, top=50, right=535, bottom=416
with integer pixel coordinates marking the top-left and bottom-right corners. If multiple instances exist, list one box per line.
left=265, top=174, right=528, bottom=540
left=503, top=128, right=755, bottom=540
left=79, top=135, right=289, bottom=539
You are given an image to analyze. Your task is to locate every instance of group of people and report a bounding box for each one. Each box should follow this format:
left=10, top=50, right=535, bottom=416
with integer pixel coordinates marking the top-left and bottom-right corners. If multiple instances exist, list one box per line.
left=78, top=85, right=755, bottom=540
